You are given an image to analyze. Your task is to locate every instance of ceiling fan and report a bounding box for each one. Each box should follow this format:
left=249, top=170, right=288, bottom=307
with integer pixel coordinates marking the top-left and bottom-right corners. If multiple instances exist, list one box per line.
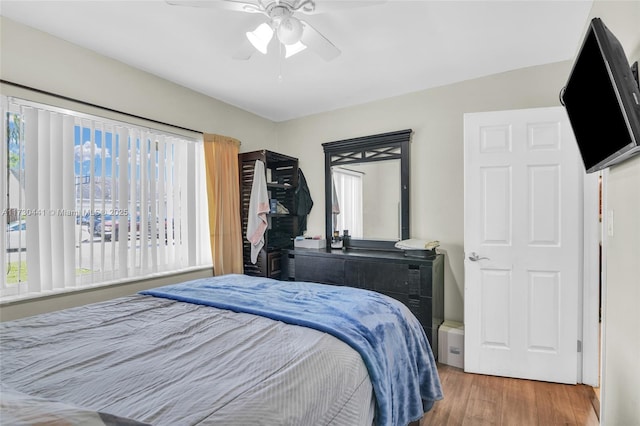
left=167, top=0, right=379, bottom=61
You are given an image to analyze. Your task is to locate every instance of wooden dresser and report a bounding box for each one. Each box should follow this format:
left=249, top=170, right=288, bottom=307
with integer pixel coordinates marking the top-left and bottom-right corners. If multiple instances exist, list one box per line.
left=283, top=248, right=444, bottom=356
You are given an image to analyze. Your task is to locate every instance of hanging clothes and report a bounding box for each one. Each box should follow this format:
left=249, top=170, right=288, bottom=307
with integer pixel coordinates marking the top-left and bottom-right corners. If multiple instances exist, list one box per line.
left=246, top=160, right=269, bottom=264
left=295, top=168, right=313, bottom=235
left=331, top=172, right=341, bottom=230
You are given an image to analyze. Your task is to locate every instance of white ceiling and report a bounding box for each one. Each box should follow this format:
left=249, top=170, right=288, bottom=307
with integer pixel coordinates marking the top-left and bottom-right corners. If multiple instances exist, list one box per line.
left=1, top=0, right=595, bottom=122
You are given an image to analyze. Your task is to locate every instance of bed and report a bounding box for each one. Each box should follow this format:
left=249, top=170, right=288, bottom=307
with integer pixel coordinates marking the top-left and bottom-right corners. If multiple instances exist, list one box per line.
left=0, top=274, right=442, bottom=425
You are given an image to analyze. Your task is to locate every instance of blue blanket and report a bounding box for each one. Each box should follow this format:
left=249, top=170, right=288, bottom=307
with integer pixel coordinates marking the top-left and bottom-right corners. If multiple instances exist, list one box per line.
left=140, top=274, right=443, bottom=425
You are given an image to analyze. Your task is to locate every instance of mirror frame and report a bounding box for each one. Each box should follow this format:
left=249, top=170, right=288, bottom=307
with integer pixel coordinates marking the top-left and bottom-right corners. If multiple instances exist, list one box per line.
left=323, top=129, right=411, bottom=250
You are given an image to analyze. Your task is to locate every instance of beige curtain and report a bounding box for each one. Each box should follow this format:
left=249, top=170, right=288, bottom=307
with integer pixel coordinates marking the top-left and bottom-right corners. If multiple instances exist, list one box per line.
left=203, top=133, right=243, bottom=275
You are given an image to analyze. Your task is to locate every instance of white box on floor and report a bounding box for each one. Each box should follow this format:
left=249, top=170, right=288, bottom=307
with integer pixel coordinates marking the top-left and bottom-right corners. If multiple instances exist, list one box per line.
left=438, top=321, right=464, bottom=369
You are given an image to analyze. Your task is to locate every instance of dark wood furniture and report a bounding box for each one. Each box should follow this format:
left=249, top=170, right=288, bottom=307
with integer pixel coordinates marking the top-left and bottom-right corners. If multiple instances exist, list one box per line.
left=239, top=150, right=299, bottom=279
left=283, top=248, right=444, bottom=356
left=314, top=129, right=445, bottom=354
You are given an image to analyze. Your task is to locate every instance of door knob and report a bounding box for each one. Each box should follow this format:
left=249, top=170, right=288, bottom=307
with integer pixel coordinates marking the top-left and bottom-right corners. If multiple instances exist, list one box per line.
left=468, top=252, right=489, bottom=262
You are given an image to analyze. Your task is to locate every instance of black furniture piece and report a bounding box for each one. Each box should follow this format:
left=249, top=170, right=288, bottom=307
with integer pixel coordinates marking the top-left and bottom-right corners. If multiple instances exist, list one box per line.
left=307, top=128, right=444, bottom=354
left=239, top=150, right=298, bottom=279
left=283, top=248, right=444, bottom=356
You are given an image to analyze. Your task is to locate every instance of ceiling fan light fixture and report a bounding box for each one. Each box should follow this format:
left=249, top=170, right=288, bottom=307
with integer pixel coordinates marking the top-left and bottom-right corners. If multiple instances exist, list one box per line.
left=285, top=41, right=307, bottom=58
left=246, top=22, right=273, bottom=54
left=277, top=16, right=303, bottom=45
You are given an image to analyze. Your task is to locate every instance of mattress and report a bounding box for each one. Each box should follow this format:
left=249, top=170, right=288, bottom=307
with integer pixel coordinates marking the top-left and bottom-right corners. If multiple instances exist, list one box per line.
left=1, top=294, right=375, bottom=425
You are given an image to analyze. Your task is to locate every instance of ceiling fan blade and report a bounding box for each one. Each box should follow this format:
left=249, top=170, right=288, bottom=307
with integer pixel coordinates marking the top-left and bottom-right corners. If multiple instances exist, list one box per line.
left=166, top=0, right=264, bottom=14
left=300, top=20, right=340, bottom=61
left=298, top=0, right=386, bottom=15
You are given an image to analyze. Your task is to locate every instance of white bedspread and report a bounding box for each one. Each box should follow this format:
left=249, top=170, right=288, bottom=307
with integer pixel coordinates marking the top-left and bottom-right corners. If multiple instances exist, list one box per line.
left=0, top=295, right=375, bottom=425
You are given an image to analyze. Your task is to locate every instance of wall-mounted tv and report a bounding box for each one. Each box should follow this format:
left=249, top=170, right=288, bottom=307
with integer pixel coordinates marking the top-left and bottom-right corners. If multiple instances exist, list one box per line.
left=561, top=17, right=640, bottom=174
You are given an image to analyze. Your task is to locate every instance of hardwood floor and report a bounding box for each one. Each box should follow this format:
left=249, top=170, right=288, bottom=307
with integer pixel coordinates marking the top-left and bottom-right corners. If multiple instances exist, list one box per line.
left=418, top=364, right=599, bottom=426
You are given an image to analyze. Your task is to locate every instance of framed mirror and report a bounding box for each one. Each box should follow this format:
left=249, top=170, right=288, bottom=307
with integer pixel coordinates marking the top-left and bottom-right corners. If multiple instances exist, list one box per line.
left=323, top=129, right=411, bottom=250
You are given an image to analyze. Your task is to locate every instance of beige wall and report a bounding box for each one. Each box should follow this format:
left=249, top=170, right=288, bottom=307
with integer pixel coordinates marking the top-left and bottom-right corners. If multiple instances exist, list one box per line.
left=603, top=157, right=640, bottom=425
left=599, top=3, right=640, bottom=420
left=589, top=2, right=640, bottom=423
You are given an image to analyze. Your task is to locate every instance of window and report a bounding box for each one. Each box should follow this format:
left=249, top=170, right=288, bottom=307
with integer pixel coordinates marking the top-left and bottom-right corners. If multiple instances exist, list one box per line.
left=332, top=167, right=363, bottom=238
left=2, top=96, right=211, bottom=301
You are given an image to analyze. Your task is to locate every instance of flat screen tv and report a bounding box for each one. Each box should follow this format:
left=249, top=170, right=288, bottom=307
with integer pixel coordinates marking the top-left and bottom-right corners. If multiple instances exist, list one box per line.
left=561, top=17, right=640, bottom=173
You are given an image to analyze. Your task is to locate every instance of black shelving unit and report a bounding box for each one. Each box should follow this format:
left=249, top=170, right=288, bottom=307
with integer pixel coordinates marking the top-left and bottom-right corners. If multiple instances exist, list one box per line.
left=239, top=150, right=299, bottom=279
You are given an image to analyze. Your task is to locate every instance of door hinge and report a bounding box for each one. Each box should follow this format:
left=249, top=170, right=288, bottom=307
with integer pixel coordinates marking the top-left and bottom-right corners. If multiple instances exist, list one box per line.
left=577, top=340, right=582, bottom=353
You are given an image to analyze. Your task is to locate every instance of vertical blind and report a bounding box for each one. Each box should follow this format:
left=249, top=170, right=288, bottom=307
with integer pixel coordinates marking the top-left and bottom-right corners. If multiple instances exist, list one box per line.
left=332, top=168, right=363, bottom=238
left=1, top=96, right=210, bottom=300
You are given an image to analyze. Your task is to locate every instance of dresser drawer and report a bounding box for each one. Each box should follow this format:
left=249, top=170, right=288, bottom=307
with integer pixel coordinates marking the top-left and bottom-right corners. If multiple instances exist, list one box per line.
left=359, top=262, right=424, bottom=296
left=285, top=249, right=444, bottom=355
left=406, top=297, right=432, bottom=330
left=267, top=251, right=282, bottom=279
left=296, top=255, right=345, bottom=285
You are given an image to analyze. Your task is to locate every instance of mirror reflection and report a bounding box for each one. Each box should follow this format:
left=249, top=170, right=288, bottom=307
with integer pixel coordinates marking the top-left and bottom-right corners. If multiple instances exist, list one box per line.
left=323, top=129, right=411, bottom=248
left=331, top=159, right=401, bottom=240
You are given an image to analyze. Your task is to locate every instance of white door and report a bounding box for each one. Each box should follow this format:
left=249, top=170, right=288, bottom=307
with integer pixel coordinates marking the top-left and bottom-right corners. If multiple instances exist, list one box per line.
left=464, top=107, right=583, bottom=384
